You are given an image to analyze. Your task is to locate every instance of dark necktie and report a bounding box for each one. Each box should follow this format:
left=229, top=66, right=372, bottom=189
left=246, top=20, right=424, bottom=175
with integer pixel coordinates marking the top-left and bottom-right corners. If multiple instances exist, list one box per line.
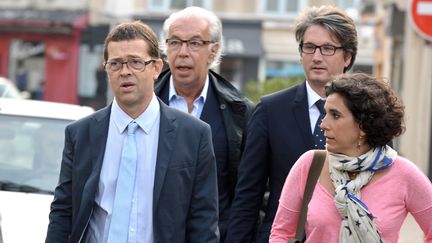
left=313, top=99, right=326, bottom=149
left=107, top=121, right=139, bottom=243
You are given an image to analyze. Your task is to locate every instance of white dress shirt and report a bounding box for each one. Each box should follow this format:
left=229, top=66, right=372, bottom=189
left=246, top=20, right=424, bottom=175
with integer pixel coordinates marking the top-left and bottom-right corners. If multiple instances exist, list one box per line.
left=306, top=81, right=326, bottom=133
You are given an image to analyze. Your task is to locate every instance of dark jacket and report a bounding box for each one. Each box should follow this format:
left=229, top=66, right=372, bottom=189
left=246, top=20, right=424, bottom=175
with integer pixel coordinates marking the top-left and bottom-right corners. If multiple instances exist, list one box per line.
left=154, top=69, right=254, bottom=240
left=226, top=81, right=317, bottom=243
left=45, top=100, right=219, bottom=243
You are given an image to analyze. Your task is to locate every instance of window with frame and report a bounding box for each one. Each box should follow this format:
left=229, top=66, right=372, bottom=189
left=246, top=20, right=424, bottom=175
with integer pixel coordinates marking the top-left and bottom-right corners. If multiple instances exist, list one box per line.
left=266, top=60, right=304, bottom=78
left=261, top=0, right=302, bottom=16
left=336, top=0, right=357, bottom=10
left=150, top=0, right=209, bottom=11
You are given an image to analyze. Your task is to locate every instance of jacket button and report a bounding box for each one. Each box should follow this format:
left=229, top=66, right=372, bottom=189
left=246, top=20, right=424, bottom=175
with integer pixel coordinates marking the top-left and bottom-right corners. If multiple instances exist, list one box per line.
left=220, top=104, right=226, bottom=110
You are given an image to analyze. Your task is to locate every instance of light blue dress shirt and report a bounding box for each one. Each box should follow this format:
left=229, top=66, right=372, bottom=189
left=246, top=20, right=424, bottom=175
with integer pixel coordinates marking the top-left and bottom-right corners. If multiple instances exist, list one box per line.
left=168, top=75, right=209, bottom=118
left=86, top=94, right=160, bottom=243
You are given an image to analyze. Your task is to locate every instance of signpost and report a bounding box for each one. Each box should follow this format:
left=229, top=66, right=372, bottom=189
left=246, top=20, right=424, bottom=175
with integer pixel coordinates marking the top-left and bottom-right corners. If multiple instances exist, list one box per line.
left=409, top=0, right=432, bottom=41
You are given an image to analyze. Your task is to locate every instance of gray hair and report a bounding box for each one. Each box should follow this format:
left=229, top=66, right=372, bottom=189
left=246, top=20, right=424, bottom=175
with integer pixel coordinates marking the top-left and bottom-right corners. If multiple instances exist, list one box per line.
left=294, top=6, right=358, bottom=72
left=162, top=6, right=224, bottom=69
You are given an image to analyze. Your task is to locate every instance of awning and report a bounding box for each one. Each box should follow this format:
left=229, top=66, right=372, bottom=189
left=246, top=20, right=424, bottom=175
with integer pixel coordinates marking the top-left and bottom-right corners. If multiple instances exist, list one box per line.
left=0, top=9, right=88, bottom=34
left=222, top=19, right=263, bottom=57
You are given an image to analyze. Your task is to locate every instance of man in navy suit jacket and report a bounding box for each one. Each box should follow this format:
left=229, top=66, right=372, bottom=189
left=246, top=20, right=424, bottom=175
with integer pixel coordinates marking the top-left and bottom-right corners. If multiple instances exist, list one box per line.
left=45, top=21, right=219, bottom=243
left=226, top=6, right=359, bottom=242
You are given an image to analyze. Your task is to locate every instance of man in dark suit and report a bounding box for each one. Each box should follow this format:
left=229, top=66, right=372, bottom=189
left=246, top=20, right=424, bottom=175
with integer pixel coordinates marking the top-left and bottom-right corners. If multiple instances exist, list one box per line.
left=154, top=7, right=254, bottom=242
left=45, top=21, right=219, bottom=243
left=226, top=6, right=359, bottom=242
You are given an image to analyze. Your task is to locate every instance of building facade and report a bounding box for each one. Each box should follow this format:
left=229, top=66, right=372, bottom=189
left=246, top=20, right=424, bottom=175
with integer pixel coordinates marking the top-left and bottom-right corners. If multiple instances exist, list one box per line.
left=0, top=0, right=429, bottom=241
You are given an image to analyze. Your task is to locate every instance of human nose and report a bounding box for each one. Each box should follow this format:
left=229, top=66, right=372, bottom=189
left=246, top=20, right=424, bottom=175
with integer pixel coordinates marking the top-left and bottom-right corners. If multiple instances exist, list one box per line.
left=312, top=47, right=323, bottom=60
left=119, top=62, right=132, bottom=74
left=319, top=114, right=328, bottom=130
left=177, top=42, right=190, bottom=56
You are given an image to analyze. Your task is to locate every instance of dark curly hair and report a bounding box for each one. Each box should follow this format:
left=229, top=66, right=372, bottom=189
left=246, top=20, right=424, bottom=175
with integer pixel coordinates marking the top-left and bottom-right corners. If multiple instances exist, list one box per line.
left=325, top=73, right=405, bottom=147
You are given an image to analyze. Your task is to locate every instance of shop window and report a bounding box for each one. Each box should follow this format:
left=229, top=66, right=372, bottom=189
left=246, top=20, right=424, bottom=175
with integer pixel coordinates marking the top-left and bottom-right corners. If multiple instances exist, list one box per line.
left=351, top=64, right=373, bottom=75
left=260, top=0, right=302, bottom=17
left=336, top=0, right=357, bottom=10
left=266, top=61, right=304, bottom=78
left=150, top=0, right=210, bottom=11
left=78, top=44, right=109, bottom=110
left=8, top=40, right=45, bottom=100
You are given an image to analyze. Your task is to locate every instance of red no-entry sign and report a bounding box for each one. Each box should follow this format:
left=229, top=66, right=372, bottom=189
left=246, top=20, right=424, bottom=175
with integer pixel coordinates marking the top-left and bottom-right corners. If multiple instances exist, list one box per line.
left=409, top=0, right=432, bottom=41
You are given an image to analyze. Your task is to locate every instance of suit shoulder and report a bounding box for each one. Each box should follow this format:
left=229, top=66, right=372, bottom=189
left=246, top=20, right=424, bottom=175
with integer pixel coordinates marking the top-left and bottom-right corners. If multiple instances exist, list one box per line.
left=261, top=82, right=304, bottom=104
left=67, top=106, right=109, bottom=130
left=165, top=105, right=210, bottom=129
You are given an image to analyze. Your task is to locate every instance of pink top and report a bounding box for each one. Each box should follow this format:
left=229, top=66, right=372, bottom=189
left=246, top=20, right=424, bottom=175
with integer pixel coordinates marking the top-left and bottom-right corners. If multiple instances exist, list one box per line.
left=270, top=150, right=432, bottom=243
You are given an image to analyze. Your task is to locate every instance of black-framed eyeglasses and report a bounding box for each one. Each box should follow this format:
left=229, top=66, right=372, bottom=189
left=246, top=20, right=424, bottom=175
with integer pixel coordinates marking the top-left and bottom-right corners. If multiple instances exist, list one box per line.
left=104, top=59, right=155, bottom=72
left=166, top=38, right=213, bottom=52
left=299, top=43, right=344, bottom=56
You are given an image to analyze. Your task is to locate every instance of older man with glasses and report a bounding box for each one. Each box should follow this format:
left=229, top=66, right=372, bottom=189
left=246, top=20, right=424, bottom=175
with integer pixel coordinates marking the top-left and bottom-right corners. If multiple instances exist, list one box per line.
left=154, top=6, right=254, bottom=242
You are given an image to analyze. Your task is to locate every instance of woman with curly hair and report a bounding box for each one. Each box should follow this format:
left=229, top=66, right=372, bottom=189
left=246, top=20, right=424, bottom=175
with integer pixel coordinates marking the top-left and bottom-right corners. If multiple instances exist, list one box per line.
left=270, top=73, right=432, bottom=243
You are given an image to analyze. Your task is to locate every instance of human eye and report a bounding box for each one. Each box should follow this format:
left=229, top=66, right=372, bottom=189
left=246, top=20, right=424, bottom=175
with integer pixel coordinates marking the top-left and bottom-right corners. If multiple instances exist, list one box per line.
left=332, top=112, right=341, bottom=120
left=129, top=59, right=144, bottom=65
left=128, top=58, right=144, bottom=69
left=322, top=45, right=336, bottom=54
left=189, top=39, right=203, bottom=48
left=108, top=60, right=121, bottom=69
left=302, top=43, right=316, bottom=53
left=168, top=39, right=181, bottom=47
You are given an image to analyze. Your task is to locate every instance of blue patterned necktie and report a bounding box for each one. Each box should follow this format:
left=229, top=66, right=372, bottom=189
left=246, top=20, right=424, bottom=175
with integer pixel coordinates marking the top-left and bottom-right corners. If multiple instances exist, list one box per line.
left=107, top=121, right=139, bottom=243
left=313, top=99, right=326, bottom=149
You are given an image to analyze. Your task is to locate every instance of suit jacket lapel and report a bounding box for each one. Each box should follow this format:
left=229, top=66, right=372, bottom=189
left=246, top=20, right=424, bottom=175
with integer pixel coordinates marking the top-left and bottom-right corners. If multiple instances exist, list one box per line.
left=89, top=106, right=110, bottom=168
left=88, top=106, right=111, bottom=185
left=292, top=81, right=315, bottom=148
left=153, top=99, right=177, bottom=212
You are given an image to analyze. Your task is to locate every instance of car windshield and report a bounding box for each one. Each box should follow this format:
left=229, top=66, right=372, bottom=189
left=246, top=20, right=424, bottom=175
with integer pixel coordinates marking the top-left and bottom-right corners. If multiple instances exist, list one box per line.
left=0, top=82, right=21, bottom=98
left=0, top=114, right=71, bottom=194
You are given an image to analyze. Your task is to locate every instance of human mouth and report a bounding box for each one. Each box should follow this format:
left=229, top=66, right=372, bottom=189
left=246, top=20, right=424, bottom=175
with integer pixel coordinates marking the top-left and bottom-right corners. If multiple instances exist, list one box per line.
left=311, top=66, right=326, bottom=71
left=176, top=65, right=192, bottom=76
left=120, top=81, right=135, bottom=91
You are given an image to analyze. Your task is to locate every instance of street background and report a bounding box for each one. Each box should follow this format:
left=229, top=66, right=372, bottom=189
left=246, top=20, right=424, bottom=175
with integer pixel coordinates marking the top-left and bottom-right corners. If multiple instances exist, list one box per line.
left=0, top=0, right=430, bottom=242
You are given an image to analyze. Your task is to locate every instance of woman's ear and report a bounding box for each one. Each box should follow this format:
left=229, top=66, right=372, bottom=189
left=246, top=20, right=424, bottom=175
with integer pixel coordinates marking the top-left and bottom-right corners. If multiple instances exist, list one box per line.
left=359, top=128, right=367, bottom=142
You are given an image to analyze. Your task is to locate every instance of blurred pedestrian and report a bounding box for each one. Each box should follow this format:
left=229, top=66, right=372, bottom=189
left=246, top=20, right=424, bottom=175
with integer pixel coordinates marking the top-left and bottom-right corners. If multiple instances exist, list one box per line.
left=94, top=64, right=108, bottom=109
left=270, top=72, right=432, bottom=242
left=226, top=6, right=358, bottom=242
left=15, top=60, right=28, bottom=92
left=154, top=6, right=254, bottom=242
left=45, top=20, right=219, bottom=243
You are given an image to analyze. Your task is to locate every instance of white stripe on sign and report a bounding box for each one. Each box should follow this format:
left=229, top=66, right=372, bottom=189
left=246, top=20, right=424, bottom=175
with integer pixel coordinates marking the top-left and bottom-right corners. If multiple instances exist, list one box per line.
left=417, top=2, right=432, bottom=15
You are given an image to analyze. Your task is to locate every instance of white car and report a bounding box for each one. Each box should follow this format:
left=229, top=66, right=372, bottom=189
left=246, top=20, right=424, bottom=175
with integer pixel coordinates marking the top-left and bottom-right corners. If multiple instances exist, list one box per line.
left=0, top=77, right=22, bottom=99
left=0, top=98, right=94, bottom=243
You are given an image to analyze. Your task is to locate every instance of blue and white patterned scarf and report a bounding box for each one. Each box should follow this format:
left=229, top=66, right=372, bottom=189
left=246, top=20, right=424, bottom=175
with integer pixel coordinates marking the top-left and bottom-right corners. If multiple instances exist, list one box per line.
left=328, top=145, right=397, bottom=243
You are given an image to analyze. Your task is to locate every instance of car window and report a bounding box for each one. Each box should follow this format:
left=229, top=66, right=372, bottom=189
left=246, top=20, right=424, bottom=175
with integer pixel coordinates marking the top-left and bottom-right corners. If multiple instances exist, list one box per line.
left=0, top=115, right=71, bottom=192
left=0, top=80, right=21, bottom=98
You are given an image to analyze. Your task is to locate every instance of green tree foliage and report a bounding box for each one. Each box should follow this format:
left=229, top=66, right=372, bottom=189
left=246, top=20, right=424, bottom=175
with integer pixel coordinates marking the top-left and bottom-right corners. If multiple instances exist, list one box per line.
left=244, top=76, right=304, bottom=103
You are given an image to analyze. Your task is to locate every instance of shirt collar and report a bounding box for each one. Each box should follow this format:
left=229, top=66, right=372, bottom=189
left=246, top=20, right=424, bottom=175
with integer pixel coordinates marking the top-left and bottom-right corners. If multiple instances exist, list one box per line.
left=112, top=93, right=160, bottom=135
left=306, top=80, right=325, bottom=109
left=168, top=74, right=209, bottom=103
